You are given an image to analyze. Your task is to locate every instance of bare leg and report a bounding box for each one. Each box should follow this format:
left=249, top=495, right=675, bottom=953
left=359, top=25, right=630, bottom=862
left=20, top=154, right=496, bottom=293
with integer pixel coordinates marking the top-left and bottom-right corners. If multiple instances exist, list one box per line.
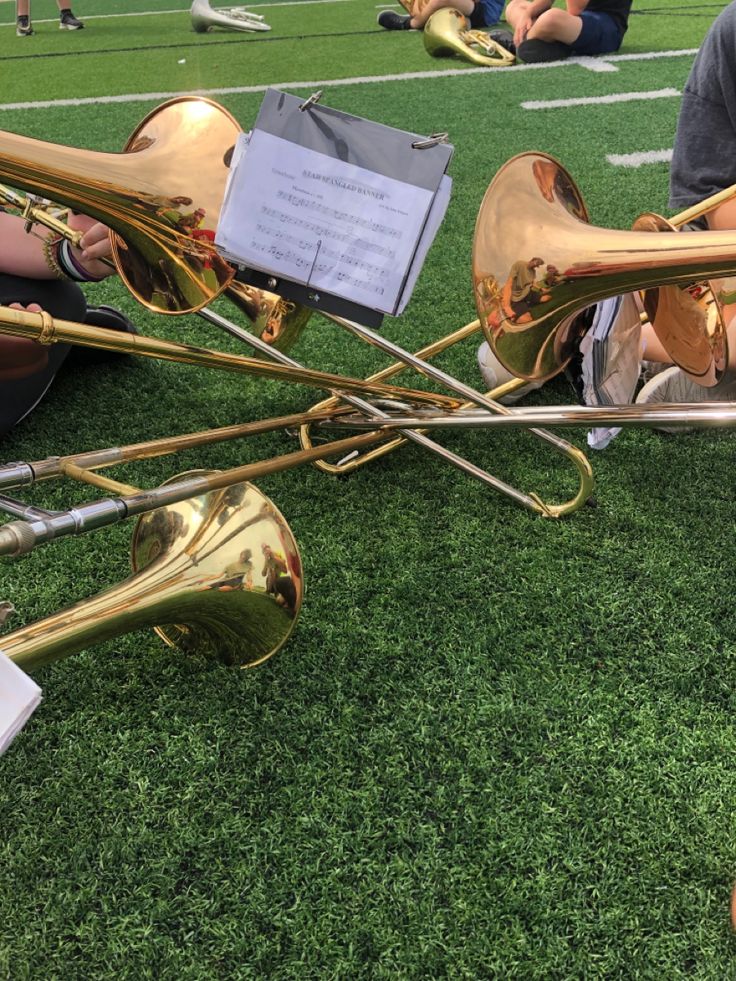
left=17, top=0, right=29, bottom=17
left=640, top=322, right=672, bottom=364
left=410, top=0, right=474, bottom=29
left=527, top=7, right=582, bottom=43
left=505, top=0, right=581, bottom=47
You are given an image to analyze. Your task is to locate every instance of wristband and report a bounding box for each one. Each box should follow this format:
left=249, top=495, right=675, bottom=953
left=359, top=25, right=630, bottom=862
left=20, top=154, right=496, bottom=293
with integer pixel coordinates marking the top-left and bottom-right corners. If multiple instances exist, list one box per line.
left=57, top=237, right=106, bottom=283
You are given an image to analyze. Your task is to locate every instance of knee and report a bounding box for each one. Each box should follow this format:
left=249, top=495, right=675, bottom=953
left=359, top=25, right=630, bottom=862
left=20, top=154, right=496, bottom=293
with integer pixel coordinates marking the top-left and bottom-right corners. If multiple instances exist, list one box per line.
left=530, top=7, right=568, bottom=38
left=504, top=0, right=524, bottom=23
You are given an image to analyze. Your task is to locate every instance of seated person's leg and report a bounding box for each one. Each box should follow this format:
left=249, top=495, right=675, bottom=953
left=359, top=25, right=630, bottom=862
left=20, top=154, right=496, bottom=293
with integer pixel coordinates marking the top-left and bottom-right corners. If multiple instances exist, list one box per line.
left=0, top=276, right=84, bottom=437
left=411, top=0, right=474, bottom=29
left=517, top=7, right=580, bottom=61
left=568, top=10, right=623, bottom=55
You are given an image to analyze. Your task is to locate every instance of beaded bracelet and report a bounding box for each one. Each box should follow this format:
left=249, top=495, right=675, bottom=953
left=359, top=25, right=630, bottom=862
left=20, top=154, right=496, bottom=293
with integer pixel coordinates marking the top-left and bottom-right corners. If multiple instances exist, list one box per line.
left=42, top=234, right=66, bottom=280
left=57, top=238, right=106, bottom=283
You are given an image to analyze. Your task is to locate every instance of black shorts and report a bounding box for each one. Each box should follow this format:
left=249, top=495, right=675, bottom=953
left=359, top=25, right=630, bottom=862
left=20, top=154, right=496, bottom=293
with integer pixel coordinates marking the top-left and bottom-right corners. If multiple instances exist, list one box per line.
left=0, top=275, right=86, bottom=437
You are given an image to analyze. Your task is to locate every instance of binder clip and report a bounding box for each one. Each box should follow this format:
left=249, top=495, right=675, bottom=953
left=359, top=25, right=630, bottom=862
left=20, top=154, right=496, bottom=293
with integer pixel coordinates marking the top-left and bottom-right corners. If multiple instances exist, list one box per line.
left=298, top=91, right=323, bottom=112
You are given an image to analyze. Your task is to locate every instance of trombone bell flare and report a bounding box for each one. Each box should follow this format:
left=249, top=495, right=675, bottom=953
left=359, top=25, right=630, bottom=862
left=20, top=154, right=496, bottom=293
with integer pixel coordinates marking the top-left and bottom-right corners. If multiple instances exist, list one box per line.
left=632, top=211, right=727, bottom=386
left=0, top=97, right=240, bottom=315
left=1, top=480, right=303, bottom=672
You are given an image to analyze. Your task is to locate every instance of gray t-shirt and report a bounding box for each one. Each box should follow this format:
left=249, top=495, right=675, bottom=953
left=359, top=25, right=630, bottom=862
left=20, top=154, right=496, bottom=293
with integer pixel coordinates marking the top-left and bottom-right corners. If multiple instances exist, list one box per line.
left=669, top=1, right=736, bottom=209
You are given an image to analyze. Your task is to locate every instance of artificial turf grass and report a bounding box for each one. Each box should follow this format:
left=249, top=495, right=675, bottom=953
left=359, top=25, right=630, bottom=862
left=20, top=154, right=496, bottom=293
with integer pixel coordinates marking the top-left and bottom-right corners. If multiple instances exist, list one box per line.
left=3, top=2, right=736, bottom=977
left=0, top=0, right=718, bottom=104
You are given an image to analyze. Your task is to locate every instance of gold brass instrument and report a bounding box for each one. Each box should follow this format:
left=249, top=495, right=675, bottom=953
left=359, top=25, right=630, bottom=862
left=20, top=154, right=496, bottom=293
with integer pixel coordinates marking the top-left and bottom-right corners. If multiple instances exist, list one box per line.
left=0, top=304, right=460, bottom=410
left=0, top=174, right=590, bottom=515
left=423, top=8, right=515, bottom=67
left=0, top=97, right=239, bottom=316
left=0, top=103, right=594, bottom=516
left=321, top=400, right=736, bottom=434
left=191, top=0, right=271, bottom=32
left=473, top=152, right=736, bottom=384
left=632, top=186, right=736, bottom=387
left=226, top=280, right=311, bottom=353
left=0, top=181, right=312, bottom=356
left=1, top=479, right=301, bottom=672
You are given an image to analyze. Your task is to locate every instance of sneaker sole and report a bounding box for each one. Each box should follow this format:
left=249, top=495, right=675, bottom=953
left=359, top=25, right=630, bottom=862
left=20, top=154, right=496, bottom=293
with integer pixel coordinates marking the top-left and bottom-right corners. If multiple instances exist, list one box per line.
left=60, top=23, right=84, bottom=29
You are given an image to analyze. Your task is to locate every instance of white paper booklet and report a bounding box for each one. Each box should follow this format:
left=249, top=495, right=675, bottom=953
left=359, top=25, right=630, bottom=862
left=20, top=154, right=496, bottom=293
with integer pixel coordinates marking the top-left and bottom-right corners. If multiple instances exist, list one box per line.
left=0, top=650, right=42, bottom=755
left=216, top=130, right=437, bottom=315
left=579, top=292, right=642, bottom=450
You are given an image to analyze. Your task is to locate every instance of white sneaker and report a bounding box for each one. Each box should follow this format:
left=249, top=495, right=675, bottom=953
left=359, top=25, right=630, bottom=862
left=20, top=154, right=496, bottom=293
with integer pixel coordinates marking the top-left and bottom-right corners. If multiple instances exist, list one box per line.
left=635, top=364, right=725, bottom=433
left=477, top=341, right=544, bottom=404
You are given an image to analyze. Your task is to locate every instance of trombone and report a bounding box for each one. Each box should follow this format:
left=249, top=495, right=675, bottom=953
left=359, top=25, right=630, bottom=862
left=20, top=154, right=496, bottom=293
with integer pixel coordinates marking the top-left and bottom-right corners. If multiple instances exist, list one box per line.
left=325, top=153, right=736, bottom=438
left=0, top=97, right=595, bottom=517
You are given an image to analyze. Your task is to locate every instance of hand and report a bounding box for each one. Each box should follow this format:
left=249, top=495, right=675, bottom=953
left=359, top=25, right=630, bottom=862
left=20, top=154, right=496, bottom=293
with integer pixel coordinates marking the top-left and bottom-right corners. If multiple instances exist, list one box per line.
left=8, top=302, right=43, bottom=313
left=67, top=213, right=115, bottom=280
left=513, top=13, right=533, bottom=47
left=0, top=304, right=48, bottom=381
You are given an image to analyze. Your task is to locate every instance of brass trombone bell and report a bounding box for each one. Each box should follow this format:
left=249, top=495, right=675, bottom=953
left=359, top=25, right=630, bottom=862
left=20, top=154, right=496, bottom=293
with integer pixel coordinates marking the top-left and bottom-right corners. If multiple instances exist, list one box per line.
left=423, top=9, right=515, bottom=67
left=1, top=479, right=302, bottom=673
left=0, top=97, right=240, bottom=315
left=0, top=184, right=312, bottom=356
left=473, top=152, right=736, bottom=383
left=632, top=213, right=727, bottom=387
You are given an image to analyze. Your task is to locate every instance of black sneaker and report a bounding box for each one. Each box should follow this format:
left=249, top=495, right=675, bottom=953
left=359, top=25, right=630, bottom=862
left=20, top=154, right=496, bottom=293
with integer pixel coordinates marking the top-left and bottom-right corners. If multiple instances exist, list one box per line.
left=16, top=15, right=34, bottom=36
left=488, top=28, right=515, bottom=54
left=68, top=305, right=138, bottom=366
left=377, top=10, right=412, bottom=30
left=517, top=38, right=571, bottom=62
left=59, top=10, right=84, bottom=29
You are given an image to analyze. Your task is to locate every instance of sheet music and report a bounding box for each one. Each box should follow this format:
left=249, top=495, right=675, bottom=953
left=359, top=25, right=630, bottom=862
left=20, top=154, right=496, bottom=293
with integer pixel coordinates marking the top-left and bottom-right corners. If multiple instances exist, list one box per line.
left=0, top=650, right=41, bottom=755
left=216, top=130, right=436, bottom=315
left=396, top=174, right=452, bottom=315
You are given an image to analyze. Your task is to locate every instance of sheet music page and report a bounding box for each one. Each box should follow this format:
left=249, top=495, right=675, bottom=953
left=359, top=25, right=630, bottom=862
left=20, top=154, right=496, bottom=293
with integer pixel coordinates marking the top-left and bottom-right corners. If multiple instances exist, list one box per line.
left=0, top=651, right=42, bottom=755
left=396, top=174, right=452, bottom=315
left=216, top=130, right=435, bottom=314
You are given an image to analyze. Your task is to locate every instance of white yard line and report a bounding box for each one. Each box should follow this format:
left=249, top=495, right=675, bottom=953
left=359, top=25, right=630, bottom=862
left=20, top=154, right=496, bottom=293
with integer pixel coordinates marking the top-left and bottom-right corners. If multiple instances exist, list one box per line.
left=607, top=148, right=673, bottom=167
left=0, top=47, right=699, bottom=113
left=522, top=87, right=680, bottom=109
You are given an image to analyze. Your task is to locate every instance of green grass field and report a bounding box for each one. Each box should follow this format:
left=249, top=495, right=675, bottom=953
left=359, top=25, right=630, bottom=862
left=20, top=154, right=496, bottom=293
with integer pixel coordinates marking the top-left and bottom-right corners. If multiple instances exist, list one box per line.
left=1, top=1, right=735, bottom=976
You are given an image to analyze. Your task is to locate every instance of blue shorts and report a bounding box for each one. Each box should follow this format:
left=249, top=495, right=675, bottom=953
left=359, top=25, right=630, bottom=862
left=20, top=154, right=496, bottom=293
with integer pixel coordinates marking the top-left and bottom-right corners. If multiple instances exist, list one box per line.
left=570, top=10, right=624, bottom=55
left=470, top=0, right=504, bottom=27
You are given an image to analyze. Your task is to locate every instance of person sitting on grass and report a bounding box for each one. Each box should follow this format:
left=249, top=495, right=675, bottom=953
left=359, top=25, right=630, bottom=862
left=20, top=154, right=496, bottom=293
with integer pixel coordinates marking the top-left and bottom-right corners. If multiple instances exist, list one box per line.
left=634, top=0, right=736, bottom=416
left=0, top=209, right=137, bottom=437
left=497, top=0, right=631, bottom=63
left=377, top=0, right=504, bottom=34
left=479, top=1, right=736, bottom=417
left=16, top=0, right=84, bottom=37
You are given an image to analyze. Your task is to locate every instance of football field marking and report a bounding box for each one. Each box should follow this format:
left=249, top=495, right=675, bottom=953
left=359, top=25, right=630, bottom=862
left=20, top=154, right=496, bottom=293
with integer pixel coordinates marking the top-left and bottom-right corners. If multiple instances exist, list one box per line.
left=0, top=47, right=698, bottom=112
left=607, top=149, right=673, bottom=167
left=522, top=87, right=680, bottom=109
